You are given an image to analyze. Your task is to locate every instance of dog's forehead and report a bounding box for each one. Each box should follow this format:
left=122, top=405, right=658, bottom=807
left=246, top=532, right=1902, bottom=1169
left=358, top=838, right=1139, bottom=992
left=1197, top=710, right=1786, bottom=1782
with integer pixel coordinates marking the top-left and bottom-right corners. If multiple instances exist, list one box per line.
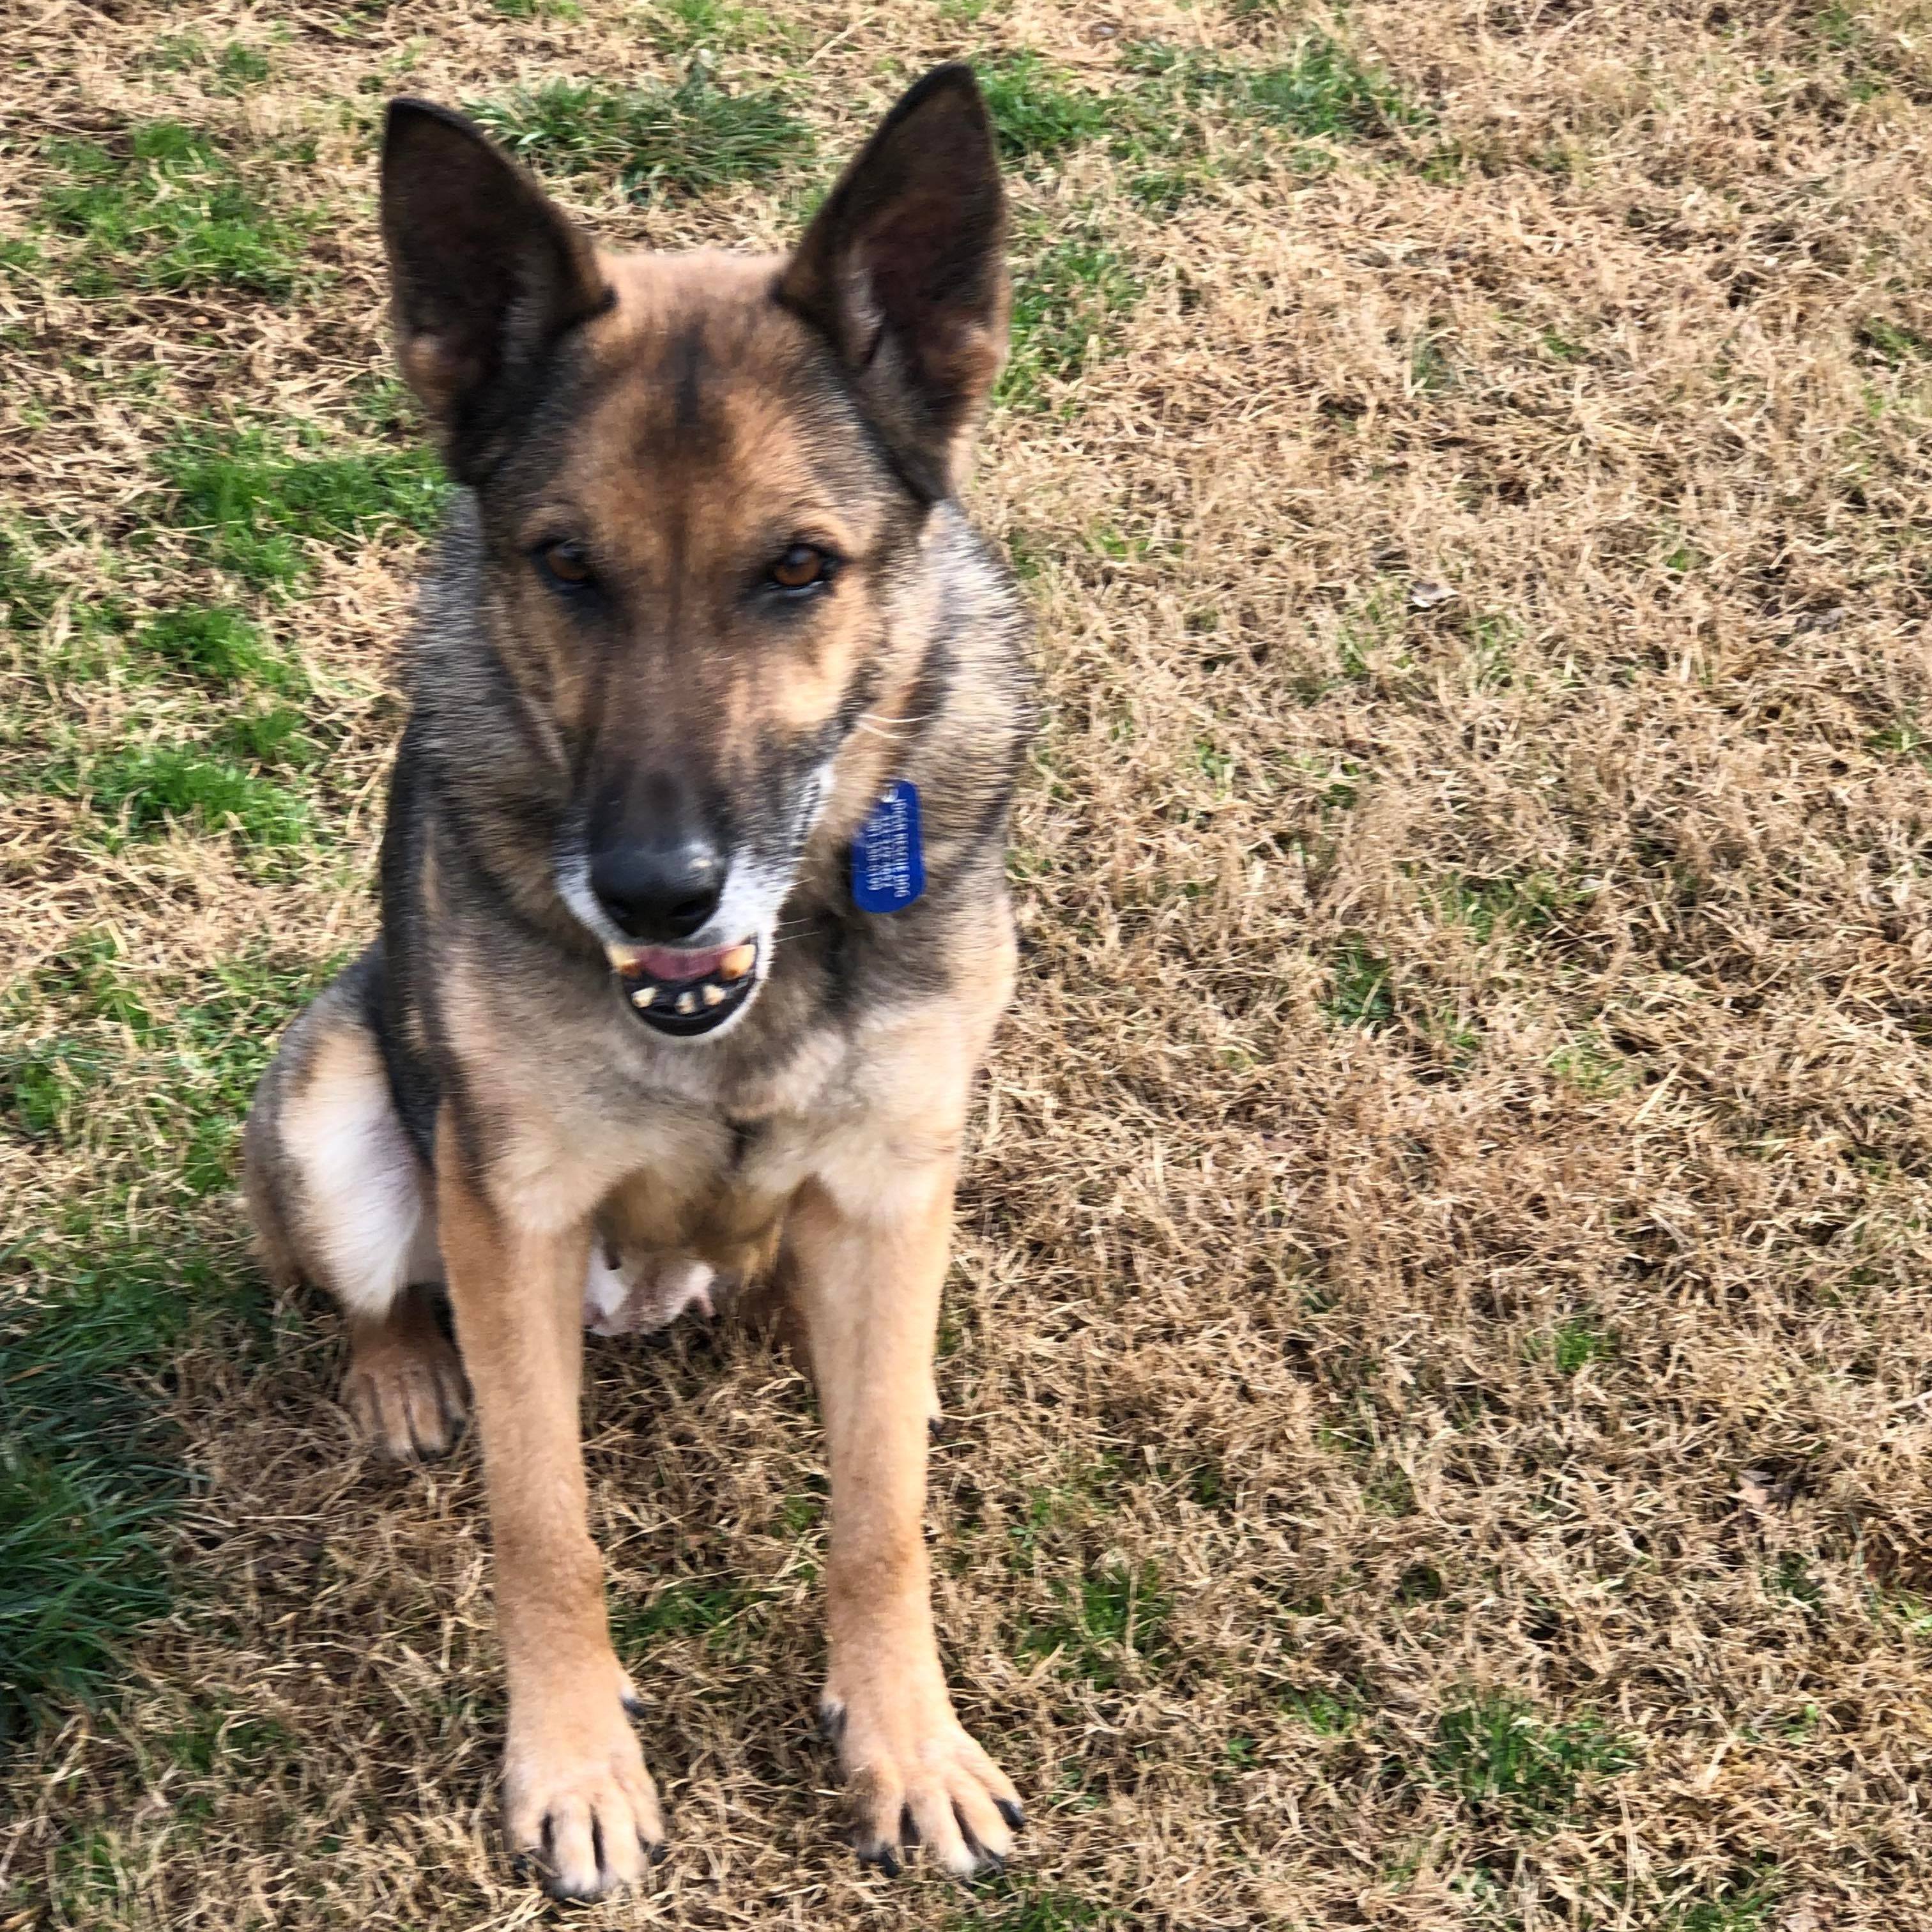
left=564, top=249, right=878, bottom=521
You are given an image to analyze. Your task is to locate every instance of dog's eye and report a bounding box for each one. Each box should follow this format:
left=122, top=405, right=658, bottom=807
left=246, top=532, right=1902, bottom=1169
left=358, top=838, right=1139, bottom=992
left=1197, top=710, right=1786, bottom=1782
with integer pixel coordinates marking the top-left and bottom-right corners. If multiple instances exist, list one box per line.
left=537, top=541, right=594, bottom=588
left=770, top=544, right=830, bottom=592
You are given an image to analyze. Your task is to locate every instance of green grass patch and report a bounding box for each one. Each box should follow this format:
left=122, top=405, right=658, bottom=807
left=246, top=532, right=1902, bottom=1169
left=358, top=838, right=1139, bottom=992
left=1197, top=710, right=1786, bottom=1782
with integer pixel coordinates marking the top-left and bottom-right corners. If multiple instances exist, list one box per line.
left=1020, top=1560, right=1170, bottom=1690
left=979, top=53, right=1114, bottom=162
left=1671, top=1885, right=1775, bottom=1931
left=219, top=703, right=321, bottom=772
left=144, top=32, right=211, bottom=72
left=1278, top=1684, right=1360, bottom=1734
left=166, top=1699, right=292, bottom=1775
left=1128, top=34, right=1427, bottom=169
left=954, top=1883, right=1115, bottom=1929
left=1, top=1237, right=256, bottom=1743
left=1870, top=712, right=1932, bottom=765
left=213, top=41, right=272, bottom=91
left=643, top=0, right=798, bottom=49
left=1324, top=936, right=1395, bottom=1032
left=610, top=1577, right=767, bottom=1653
left=1432, top=1690, right=1634, bottom=1822
left=1439, top=868, right=1584, bottom=943
left=132, top=604, right=296, bottom=690
left=0, top=1438, right=176, bottom=1747
left=0, top=521, right=66, bottom=636
left=155, top=422, right=446, bottom=588
left=1547, top=1029, right=1632, bottom=1096
left=1006, top=1455, right=1123, bottom=1567
left=999, top=227, right=1143, bottom=410
left=981, top=36, right=1424, bottom=189
left=1234, top=35, right=1424, bottom=141
left=3, top=1040, right=104, bottom=1144
left=1859, top=316, right=1932, bottom=365
left=1769, top=1552, right=1821, bottom=1608
left=1552, top=1317, right=1615, bottom=1375
left=66, top=740, right=310, bottom=850
left=11, top=948, right=335, bottom=1192
left=0, top=519, right=132, bottom=673
left=1364, top=1459, right=1416, bottom=1515
left=1328, top=579, right=1410, bottom=682
left=40, top=121, right=306, bottom=300
left=468, top=61, right=809, bottom=199
left=28, top=930, right=158, bottom=1042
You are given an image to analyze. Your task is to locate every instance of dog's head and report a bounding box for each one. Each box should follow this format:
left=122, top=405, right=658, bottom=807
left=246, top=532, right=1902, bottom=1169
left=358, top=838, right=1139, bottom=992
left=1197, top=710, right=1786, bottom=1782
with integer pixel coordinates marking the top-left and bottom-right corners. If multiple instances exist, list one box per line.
left=381, top=68, right=1008, bottom=1039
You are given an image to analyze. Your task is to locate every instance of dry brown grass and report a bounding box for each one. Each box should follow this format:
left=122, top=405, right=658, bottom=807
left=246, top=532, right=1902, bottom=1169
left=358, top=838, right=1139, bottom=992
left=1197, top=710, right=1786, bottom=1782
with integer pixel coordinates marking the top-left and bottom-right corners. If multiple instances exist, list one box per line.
left=6, top=1, right=1932, bottom=1926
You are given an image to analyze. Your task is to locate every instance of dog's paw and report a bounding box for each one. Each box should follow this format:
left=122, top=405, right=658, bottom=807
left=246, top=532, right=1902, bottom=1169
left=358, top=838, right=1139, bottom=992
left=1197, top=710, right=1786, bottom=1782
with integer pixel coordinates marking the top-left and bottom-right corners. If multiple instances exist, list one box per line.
left=341, top=1314, right=468, bottom=1460
left=505, top=1687, right=666, bottom=1900
left=821, top=1662, right=1022, bottom=1878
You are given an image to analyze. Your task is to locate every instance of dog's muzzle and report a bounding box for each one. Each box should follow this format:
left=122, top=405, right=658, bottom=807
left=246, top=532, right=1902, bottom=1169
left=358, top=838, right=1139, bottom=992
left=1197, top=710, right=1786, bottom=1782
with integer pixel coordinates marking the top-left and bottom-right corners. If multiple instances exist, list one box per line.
left=609, top=939, right=758, bottom=1038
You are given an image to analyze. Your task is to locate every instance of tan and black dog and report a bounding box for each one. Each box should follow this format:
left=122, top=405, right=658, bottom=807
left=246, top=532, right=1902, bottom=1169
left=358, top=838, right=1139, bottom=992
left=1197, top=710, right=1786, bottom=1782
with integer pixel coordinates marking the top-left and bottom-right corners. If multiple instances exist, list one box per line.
left=242, top=66, right=1032, bottom=1899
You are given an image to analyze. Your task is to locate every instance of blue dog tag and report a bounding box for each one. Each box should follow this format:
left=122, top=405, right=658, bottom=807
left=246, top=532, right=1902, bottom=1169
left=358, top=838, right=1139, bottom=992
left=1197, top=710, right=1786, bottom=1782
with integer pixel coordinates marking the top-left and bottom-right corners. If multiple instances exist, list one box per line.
left=850, top=780, right=926, bottom=912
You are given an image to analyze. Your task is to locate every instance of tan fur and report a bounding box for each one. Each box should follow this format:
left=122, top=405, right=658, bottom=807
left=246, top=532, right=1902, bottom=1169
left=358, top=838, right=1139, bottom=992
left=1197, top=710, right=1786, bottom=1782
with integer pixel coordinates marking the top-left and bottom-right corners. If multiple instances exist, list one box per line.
left=434, top=1138, right=665, bottom=1891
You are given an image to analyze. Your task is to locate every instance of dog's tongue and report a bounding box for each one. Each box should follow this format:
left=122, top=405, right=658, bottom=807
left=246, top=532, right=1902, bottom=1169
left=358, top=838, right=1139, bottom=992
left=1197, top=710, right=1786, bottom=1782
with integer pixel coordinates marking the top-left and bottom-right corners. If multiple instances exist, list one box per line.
left=624, top=942, right=732, bottom=982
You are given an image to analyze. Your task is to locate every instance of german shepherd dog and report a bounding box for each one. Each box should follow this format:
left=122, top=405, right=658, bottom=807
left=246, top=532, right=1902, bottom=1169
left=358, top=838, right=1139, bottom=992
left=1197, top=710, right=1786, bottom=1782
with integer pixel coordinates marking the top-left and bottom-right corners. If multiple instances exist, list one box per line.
left=242, top=66, right=1031, bottom=1899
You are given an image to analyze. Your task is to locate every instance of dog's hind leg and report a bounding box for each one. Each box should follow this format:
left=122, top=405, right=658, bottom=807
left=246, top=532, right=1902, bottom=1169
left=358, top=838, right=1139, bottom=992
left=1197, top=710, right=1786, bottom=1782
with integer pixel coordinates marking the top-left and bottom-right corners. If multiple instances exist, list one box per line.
left=243, top=948, right=468, bottom=1459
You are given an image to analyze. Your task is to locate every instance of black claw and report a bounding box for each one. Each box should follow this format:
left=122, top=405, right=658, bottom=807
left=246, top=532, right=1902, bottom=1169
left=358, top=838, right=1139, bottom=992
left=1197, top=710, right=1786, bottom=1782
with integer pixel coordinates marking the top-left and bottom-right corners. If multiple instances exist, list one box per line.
left=900, top=1804, right=920, bottom=1846
left=980, top=1851, right=1007, bottom=1878
left=995, top=1798, right=1025, bottom=1832
left=620, top=1689, right=645, bottom=1717
left=648, top=1838, right=670, bottom=1867
left=818, top=1703, right=847, bottom=1745
left=855, top=1841, right=901, bottom=1879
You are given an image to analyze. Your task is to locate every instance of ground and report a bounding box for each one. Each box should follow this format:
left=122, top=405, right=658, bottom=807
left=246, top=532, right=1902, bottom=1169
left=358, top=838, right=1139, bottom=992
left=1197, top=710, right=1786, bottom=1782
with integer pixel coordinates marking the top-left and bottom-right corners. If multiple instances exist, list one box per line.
left=3, top=1, right=1931, bottom=1926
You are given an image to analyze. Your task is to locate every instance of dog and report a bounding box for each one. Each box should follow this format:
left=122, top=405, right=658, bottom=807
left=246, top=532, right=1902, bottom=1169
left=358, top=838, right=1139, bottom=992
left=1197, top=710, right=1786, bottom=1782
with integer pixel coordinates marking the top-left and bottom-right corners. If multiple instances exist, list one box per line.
left=241, top=65, right=1032, bottom=1899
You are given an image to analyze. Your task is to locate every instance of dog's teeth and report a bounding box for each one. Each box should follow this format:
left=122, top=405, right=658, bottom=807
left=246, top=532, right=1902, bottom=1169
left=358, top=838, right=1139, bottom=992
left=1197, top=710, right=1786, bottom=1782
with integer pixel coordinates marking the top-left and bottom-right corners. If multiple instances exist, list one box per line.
left=717, top=944, right=755, bottom=982
left=629, top=983, right=658, bottom=1009
left=702, top=981, right=726, bottom=1008
left=676, top=990, right=698, bottom=1015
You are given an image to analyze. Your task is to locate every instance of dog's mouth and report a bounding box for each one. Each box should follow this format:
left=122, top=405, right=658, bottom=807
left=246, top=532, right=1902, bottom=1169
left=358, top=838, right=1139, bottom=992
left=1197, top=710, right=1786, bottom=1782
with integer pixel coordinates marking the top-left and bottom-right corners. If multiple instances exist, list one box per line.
left=608, top=939, right=759, bottom=1039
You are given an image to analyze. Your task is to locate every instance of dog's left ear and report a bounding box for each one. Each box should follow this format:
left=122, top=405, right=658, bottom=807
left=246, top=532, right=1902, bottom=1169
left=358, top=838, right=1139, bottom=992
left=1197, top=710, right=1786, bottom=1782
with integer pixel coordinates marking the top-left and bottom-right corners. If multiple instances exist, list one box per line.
left=778, top=65, right=1008, bottom=500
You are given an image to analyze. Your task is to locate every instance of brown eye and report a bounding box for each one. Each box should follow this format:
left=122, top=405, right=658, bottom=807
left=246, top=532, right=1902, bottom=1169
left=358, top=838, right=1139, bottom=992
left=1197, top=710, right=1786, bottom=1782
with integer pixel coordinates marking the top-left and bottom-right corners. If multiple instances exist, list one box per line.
left=539, top=540, right=593, bottom=586
left=770, top=544, right=829, bottom=592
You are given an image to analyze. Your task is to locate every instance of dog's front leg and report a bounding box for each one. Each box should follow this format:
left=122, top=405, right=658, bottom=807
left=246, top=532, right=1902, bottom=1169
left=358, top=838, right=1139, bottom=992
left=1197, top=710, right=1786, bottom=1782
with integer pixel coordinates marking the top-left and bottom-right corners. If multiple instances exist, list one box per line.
left=436, top=1128, right=664, bottom=1899
left=790, top=1164, right=1025, bottom=1876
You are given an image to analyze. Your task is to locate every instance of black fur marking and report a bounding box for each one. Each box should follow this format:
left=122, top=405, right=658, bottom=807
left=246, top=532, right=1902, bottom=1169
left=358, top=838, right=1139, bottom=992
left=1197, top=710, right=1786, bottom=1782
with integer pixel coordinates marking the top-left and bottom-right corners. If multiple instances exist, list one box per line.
left=669, top=322, right=709, bottom=438
left=834, top=657, right=884, bottom=739
left=902, top=621, right=956, bottom=759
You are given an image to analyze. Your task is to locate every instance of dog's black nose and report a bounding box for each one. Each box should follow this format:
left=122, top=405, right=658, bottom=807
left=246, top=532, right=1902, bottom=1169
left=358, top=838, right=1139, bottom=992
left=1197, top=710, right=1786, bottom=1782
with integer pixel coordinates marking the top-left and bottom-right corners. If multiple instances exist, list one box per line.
left=589, top=837, right=725, bottom=942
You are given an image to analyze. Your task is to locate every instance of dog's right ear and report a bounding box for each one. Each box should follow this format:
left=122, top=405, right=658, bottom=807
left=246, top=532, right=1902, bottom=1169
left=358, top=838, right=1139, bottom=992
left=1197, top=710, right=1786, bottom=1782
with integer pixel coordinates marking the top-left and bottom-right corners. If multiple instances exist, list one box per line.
left=380, top=100, right=610, bottom=477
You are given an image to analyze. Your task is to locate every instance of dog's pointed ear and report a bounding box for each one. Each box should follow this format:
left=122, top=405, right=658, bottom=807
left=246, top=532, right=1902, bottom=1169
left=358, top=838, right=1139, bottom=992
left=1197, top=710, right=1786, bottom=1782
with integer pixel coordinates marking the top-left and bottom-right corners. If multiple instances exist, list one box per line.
left=380, top=99, right=611, bottom=476
left=778, top=65, right=1008, bottom=500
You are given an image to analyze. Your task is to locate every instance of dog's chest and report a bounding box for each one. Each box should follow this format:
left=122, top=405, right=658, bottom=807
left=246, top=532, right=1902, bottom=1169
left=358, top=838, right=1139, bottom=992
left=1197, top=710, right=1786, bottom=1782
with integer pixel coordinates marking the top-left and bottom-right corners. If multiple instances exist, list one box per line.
left=594, top=1107, right=820, bottom=1269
